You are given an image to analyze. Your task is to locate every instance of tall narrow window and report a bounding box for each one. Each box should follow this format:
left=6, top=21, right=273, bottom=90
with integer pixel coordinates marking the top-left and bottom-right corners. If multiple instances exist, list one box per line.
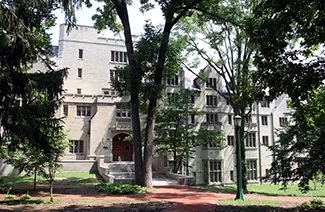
left=109, top=70, right=116, bottom=82
left=247, top=160, right=257, bottom=181
left=262, top=136, right=269, bottom=146
left=78, top=49, right=83, bottom=59
left=227, top=135, right=234, bottom=146
left=209, top=160, right=222, bottom=183
left=228, top=114, right=232, bottom=125
left=261, top=100, right=270, bottom=108
left=63, top=105, right=68, bottom=116
left=245, top=132, right=256, bottom=148
left=166, top=75, right=179, bottom=86
left=78, top=68, right=82, bottom=78
left=77, top=88, right=81, bottom=94
left=261, top=115, right=268, bottom=126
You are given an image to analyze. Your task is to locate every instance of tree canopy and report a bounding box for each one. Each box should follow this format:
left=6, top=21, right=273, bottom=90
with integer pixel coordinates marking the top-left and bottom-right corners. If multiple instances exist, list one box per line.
left=249, top=0, right=325, bottom=102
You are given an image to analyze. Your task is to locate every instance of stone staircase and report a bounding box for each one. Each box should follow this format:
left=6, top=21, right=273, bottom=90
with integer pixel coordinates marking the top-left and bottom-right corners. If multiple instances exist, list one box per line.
left=99, top=161, right=177, bottom=185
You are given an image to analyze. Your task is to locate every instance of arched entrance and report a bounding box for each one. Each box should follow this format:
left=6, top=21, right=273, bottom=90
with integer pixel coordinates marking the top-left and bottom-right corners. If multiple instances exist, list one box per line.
left=112, top=133, right=133, bottom=161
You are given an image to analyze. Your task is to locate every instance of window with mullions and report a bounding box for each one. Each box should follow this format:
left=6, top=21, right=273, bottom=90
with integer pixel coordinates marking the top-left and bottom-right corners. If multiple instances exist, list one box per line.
left=166, top=75, right=179, bottom=86
left=227, top=135, right=234, bottom=146
left=76, top=105, right=91, bottom=116
left=247, top=160, right=257, bottom=181
left=206, top=113, right=218, bottom=124
left=116, top=104, right=131, bottom=118
left=69, top=140, right=84, bottom=154
left=279, top=117, right=288, bottom=127
left=206, top=78, right=217, bottom=88
left=261, top=115, right=268, bottom=126
left=204, top=160, right=222, bottom=183
left=261, top=100, right=270, bottom=108
left=245, top=132, right=256, bottom=148
left=206, top=95, right=218, bottom=106
left=111, top=51, right=127, bottom=63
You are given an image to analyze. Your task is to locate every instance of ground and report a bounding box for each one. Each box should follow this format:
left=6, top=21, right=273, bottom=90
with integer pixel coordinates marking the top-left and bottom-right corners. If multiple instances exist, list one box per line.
left=0, top=185, right=320, bottom=212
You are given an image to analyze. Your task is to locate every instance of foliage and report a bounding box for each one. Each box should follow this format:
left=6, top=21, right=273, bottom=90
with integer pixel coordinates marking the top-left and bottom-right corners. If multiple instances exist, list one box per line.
left=1, top=195, right=44, bottom=205
left=19, top=194, right=31, bottom=201
left=0, top=0, right=68, bottom=154
left=270, top=88, right=325, bottom=192
left=200, top=184, right=325, bottom=197
left=95, top=183, right=147, bottom=194
left=155, top=89, right=224, bottom=173
left=4, top=195, right=16, bottom=200
left=249, top=0, right=325, bottom=103
left=179, top=0, right=262, bottom=191
left=300, top=199, right=324, bottom=211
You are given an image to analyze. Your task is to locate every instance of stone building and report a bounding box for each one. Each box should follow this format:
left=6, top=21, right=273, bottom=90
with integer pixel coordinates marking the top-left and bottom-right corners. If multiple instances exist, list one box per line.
left=52, top=24, right=292, bottom=184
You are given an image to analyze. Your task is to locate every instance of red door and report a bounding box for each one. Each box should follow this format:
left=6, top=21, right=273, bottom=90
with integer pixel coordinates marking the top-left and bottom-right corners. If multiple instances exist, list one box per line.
left=112, top=134, right=133, bottom=161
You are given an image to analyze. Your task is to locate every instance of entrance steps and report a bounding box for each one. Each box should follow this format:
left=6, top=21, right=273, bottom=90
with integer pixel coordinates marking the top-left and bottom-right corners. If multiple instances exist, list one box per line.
left=100, top=161, right=178, bottom=185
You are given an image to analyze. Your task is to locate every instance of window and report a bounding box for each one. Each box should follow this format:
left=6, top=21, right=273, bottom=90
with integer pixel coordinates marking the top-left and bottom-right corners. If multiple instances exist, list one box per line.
left=230, top=170, right=234, bottom=181
left=209, top=160, right=222, bottom=183
left=166, top=75, right=179, bottom=86
left=191, top=95, right=195, bottom=104
left=167, top=92, right=178, bottom=102
left=111, top=51, right=127, bottom=63
left=77, top=88, right=81, bottom=94
left=69, top=140, right=84, bottom=154
left=279, top=117, right=288, bottom=127
left=78, top=68, right=82, bottom=78
left=116, top=104, right=131, bottom=118
left=203, top=141, right=218, bottom=148
left=78, top=49, right=83, bottom=59
left=102, top=88, right=117, bottom=96
left=206, top=78, right=217, bottom=88
left=206, top=95, right=218, bottom=106
left=63, top=105, right=68, bottom=116
left=206, top=113, right=218, bottom=124
left=245, top=132, right=256, bottom=148
left=228, top=114, right=232, bottom=125
left=190, top=114, right=195, bottom=124
left=261, top=100, right=270, bottom=108
left=109, top=69, right=116, bottom=82
left=261, top=115, right=268, bottom=126
left=245, top=115, right=252, bottom=124
left=262, top=136, right=269, bottom=146
left=227, top=135, right=235, bottom=146
left=247, top=160, right=257, bottom=181
left=76, top=105, right=91, bottom=116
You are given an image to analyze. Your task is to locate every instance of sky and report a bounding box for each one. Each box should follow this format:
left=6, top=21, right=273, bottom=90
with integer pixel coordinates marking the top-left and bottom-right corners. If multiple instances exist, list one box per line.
left=49, top=2, right=163, bottom=45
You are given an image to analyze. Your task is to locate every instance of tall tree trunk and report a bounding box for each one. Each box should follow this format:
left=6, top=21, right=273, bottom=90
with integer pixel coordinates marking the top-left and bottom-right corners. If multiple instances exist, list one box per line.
left=113, top=0, right=143, bottom=185
left=33, top=168, right=37, bottom=190
left=240, top=110, right=248, bottom=193
left=49, top=179, right=53, bottom=202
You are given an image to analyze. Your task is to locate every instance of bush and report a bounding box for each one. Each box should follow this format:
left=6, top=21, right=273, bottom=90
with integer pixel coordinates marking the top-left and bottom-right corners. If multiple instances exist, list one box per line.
left=301, top=199, right=324, bottom=210
left=20, top=193, right=31, bottom=201
left=95, top=183, right=147, bottom=194
left=4, top=194, right=16, bottom=200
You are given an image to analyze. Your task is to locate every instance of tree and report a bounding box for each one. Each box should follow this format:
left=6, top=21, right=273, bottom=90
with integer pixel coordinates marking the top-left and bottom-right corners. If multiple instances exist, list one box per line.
left=155, top=89, right=224, bottom=174
left=249, top=0, right=325, bottom=103
left=270, top=88, right=325, bottom=192
left=61, top=0, right=209, bottom=187
left=179, top=0, right=262, bottom=191
left=0, top=0, right=67, bottom=154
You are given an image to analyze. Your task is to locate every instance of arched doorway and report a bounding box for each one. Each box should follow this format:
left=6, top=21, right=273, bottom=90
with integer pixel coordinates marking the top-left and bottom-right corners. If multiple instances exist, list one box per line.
left=112, top=133, right=133, bottom=161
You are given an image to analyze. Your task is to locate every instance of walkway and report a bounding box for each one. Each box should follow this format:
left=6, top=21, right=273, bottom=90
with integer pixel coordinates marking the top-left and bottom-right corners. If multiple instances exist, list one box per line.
left=0, top=185, right=312, bottom=211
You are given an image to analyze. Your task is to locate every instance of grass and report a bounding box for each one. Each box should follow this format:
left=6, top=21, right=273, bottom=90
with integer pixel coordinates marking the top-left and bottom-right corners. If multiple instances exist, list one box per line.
left=1, top=172, right=102, bottom=186
left=200, top=183, right=325, bottom=197
left=218, top=199, right=282, bottom=206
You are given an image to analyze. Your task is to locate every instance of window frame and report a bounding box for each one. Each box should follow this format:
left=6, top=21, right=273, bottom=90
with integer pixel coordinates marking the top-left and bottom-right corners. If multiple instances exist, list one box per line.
left=245, top=132, right=256, bottom=148
left=77, top=68, right=82, bottom=78
left=261, top=115, right=268, bottom=126
left=262, top=135, right=269, bottom=146
left=69, top=140, right=84, bottom=154
left=247, top=160, right=258, bottom=181
left=78, top=49, right=83, bottom=59
left=76, top=105, right=91, bottom=117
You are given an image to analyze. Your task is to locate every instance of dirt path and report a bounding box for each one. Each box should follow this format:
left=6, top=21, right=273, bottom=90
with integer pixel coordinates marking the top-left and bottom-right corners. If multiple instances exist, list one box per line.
left=0, top=185, right=313, bottom=211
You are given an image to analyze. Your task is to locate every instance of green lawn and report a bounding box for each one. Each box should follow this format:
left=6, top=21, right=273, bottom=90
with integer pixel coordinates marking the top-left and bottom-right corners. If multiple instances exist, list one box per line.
left=1, top=172, right=102, bottom=186
left=201, top=183, right=325, bottom=197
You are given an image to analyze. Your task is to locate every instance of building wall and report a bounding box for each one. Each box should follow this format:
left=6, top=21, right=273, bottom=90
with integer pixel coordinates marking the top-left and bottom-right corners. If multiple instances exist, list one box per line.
left=51, top=24, right=292, bottom=184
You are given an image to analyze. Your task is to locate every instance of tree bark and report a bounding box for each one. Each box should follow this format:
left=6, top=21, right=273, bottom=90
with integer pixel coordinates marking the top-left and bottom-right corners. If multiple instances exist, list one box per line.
left=33, top=168, right=37, bottom=190
left=113, top=0, right=144, bottom=185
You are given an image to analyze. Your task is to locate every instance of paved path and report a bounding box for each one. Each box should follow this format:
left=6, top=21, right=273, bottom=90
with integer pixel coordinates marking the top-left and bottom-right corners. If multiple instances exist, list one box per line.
left=0, top=185, right=313, bottom=211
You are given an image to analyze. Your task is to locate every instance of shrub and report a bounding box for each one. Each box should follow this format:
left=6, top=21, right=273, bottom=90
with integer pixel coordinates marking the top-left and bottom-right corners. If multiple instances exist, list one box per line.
left=301, top=199, right=324, bottom=210
left=4, top=194, right=16, bottom=200
left=20, top=193, right=31, bottom=201
left=95, top=183, right=147, bottom=194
